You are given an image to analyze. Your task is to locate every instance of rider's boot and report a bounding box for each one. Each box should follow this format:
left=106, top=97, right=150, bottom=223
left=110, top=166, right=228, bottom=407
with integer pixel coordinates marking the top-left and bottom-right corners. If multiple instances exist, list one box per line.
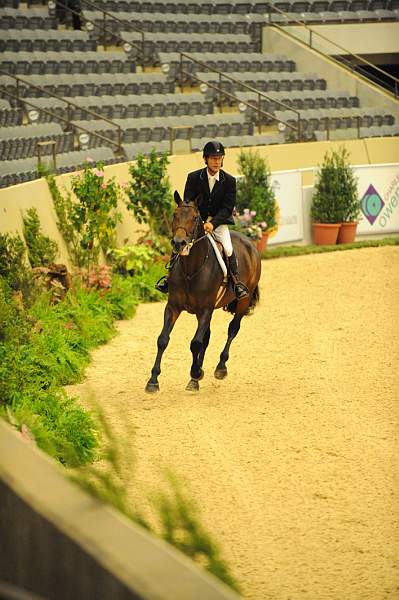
left=155, top=275, right=169, bottom=293
left=228, top=252, right=249, bottom=300
left=155, top=251, right=178, bottom=293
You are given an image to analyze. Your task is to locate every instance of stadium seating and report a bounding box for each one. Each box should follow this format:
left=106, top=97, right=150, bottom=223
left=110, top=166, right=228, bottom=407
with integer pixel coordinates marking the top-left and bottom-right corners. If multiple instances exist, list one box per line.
left=0, top=0, right=396, bottom=187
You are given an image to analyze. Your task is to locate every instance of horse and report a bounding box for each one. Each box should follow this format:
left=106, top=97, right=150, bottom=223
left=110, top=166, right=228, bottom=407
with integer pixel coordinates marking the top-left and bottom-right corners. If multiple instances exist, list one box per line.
left=145, top=191, right=261, bottom=393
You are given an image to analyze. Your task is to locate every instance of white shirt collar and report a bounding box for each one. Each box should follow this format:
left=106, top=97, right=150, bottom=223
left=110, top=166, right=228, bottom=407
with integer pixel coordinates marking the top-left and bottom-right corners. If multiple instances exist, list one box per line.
left=207, top=169, right=220, bottom=182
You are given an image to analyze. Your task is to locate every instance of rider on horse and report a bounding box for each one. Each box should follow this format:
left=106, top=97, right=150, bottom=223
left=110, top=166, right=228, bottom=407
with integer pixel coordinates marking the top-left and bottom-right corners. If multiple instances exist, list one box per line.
left=155, top=140, right=249, bottom=300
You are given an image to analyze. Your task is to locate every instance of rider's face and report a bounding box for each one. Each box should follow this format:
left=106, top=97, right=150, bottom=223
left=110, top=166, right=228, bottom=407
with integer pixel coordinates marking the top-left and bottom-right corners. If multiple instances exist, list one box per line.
left=206, top=154, right=224, bottom=175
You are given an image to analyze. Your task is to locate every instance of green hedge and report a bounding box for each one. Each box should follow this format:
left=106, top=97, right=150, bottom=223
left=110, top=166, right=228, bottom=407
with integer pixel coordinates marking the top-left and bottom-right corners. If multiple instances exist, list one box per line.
left=0, top=264, right=165, bottom=467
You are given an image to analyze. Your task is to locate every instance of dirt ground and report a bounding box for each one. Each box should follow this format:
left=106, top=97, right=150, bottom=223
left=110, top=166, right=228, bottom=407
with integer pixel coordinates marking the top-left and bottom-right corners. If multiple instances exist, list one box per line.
left=67, top=246, right=399, bottom=600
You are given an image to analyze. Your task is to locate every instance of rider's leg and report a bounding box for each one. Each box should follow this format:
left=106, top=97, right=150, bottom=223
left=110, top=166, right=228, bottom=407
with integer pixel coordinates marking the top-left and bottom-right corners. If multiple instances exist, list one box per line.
left=212, top=225, right=249, bottom=300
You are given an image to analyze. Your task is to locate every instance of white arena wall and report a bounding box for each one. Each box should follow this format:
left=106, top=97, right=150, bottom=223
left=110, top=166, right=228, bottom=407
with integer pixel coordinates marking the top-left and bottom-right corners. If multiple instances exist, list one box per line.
left=0, top=137, right=398, bottom=266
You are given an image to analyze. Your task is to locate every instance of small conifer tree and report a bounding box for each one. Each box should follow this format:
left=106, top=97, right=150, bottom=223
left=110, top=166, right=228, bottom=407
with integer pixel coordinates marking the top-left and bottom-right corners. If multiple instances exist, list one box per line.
left=311, top=147, right=360, bottom=223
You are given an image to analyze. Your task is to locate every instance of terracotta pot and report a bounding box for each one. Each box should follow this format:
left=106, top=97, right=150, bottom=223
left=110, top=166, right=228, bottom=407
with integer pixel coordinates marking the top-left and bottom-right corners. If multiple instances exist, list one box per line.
left=256, top=232, right=269, bottom=253
left=312, top=223, right=341, bottom=245
left=337, top=221, right=358, bottom=244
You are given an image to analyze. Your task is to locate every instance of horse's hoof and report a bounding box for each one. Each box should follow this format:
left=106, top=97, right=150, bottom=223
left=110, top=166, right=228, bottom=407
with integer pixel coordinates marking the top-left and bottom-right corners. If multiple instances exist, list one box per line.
left=186, top=379, right=199, bottom=392
left=145, top=382, right=160, bottom=393
left=214, top=367, right=227, bottom=380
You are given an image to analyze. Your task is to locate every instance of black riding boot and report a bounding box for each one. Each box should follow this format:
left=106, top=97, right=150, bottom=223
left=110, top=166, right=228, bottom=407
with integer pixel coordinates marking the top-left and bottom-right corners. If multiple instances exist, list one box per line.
left=154, top=252, right=178, bottom=293
left=228, top=252, right=249, bottom=300
left=155, top=275, right=169, bottom=293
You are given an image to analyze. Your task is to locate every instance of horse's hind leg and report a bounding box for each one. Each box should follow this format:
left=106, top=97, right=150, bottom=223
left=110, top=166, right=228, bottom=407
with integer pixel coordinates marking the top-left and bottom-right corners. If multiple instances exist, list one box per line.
left=215, top=307, right=246, bottom=380
left=186, top=311, right=212, bottom=392
left=145, top=303, right=180, bottom=393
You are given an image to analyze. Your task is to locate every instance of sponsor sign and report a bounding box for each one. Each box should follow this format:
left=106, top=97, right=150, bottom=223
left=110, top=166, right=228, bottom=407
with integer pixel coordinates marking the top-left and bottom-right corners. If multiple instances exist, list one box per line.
left=356, top=164, right=399, bottom=234
left=268, top=170, right=303, bottom=245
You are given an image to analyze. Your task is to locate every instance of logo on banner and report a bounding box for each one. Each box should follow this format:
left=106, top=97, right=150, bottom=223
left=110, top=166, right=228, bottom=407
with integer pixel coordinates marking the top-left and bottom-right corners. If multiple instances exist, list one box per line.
left=360, top=184, right=385, bottom=225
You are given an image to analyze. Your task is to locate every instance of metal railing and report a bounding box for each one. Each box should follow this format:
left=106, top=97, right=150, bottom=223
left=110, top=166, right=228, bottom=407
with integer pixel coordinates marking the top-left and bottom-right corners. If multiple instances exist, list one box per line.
left=51, top=0, right=147, bottom=69
left=265, top=4, right=399, bottom=99
left=172, top=52, right=302, bottom=139
left=0, top=70, right=125, bottom=155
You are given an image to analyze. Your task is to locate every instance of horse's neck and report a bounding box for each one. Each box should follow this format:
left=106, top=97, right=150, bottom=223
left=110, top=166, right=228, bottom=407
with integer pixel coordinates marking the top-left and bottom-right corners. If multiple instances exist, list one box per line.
left=181, top=237, right=209, bottom=276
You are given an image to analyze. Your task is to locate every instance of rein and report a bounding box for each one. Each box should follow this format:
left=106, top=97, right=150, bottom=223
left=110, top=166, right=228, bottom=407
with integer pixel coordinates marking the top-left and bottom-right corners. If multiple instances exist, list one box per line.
left=175, top=213, right=211, bottom=282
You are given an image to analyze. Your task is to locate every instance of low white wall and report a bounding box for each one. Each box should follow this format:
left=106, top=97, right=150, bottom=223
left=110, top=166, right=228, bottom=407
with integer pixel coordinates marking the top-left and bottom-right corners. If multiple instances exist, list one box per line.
left=0, top=419, right=239, bottom=600
left=282, top=22, right=399, bottom=57
left=0, top=140, right=398, bottom=260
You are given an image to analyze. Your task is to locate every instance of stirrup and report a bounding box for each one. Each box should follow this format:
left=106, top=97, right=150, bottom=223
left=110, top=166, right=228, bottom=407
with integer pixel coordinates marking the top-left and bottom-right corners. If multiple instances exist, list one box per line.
left=234, top=282, right=249, bottom=300
left=155, top=275, right=169, bottom=293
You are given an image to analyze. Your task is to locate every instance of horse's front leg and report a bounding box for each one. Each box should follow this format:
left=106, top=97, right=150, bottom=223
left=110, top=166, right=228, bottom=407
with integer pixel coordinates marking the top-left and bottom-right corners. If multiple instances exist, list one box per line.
left=186, top=310, right=213, bottom=392
left=145, top=303, right=180, bottom=393
left=215, top=308, right=246, bottom=380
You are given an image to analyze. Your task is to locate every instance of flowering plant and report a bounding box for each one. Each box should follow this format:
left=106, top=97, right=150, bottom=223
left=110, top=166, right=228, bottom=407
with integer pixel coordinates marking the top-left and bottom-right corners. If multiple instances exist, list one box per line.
left=232, top=208, right=268, bottom=241
left=79, top=264, right=113, bottom=291
left=235, top=150, right=277, bottom=234
left=70, top=160, right=122, bottom=268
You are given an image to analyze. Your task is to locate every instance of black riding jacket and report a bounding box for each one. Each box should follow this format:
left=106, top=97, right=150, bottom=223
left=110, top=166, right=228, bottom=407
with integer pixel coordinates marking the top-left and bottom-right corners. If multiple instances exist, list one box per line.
left=183, top=168, right=236, bottom=229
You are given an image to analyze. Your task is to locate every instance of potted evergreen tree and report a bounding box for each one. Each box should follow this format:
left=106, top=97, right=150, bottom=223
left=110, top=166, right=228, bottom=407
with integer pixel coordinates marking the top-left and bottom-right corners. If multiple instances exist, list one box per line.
left=311, top=146, right=359, bottom=245
left=235, top=149, right=277, bottom=252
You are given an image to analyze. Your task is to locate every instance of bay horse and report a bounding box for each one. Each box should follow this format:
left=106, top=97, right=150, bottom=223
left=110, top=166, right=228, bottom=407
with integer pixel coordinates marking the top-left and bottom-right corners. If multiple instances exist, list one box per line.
left=145, top=191, right=261, bottom=393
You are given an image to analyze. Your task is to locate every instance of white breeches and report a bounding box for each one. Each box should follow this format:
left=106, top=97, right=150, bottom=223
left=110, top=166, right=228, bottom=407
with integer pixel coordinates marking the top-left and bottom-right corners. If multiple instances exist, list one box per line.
left=213, top=224, right=233, bottom=257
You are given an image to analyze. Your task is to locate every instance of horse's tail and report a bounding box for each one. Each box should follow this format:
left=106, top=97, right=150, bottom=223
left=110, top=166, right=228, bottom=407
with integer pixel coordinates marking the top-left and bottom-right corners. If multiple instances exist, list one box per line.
left=249, top=284, right=260, bottom=312
left=225, top=284, right=260, bottom=316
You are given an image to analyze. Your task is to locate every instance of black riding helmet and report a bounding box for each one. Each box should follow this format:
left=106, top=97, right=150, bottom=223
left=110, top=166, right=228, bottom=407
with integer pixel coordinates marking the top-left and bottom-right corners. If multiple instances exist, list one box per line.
left=203, top=140, right=225, bottom=158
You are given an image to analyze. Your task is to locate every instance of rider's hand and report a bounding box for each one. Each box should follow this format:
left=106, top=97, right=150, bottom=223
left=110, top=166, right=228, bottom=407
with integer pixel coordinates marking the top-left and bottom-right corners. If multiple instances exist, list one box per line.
left=204, top=222, right=214, bottom=234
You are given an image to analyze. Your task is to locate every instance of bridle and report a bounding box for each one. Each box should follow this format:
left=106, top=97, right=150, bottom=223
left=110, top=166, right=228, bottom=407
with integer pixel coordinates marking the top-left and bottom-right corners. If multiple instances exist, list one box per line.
left=172, top=209, right=211, bottom=282
left=174, top=210, right=207, bottom=254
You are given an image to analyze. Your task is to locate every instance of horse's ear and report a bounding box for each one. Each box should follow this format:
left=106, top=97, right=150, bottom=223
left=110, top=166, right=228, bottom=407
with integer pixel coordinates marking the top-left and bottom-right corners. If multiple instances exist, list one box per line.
left=174, top=190, right=183, bottom=206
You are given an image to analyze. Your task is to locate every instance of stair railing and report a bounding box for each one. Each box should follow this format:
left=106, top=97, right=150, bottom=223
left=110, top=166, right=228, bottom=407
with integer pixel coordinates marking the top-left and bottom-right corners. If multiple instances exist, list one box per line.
left=0, top=70, right=125, bottom=155
left=265, top=3, right=399, bottom=99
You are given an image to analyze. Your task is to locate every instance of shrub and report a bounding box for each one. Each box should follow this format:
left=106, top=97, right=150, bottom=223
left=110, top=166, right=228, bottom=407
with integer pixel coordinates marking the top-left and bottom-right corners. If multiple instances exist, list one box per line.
left=0, top=232, right=33, bottom=302
left=311, top=146, right=360, bottom=224
left=107, top=244, right=157, bottom=276
left=46, top=162, right=122, bottom=269
left=22, top=207, right=58, bottom=267
left=125, top=150, right=174, bottom=238
left=235, top=149, right=277, bottom=233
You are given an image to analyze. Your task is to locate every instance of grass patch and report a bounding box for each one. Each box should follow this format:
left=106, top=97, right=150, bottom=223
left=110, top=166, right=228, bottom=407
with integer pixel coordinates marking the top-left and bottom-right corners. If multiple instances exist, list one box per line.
left=260, top=236, right=399, bottom=259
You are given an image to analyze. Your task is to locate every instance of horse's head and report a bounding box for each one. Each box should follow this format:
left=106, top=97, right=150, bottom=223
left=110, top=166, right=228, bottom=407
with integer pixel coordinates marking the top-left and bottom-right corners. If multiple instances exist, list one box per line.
left=172, top=191, right=203, bottom=254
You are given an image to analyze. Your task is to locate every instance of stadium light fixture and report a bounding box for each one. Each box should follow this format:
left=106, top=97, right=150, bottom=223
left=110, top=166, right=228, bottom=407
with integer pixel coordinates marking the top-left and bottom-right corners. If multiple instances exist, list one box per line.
left=28, top=109, right=39, bottom=123
left=78, top=132, right=90, bottom=149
